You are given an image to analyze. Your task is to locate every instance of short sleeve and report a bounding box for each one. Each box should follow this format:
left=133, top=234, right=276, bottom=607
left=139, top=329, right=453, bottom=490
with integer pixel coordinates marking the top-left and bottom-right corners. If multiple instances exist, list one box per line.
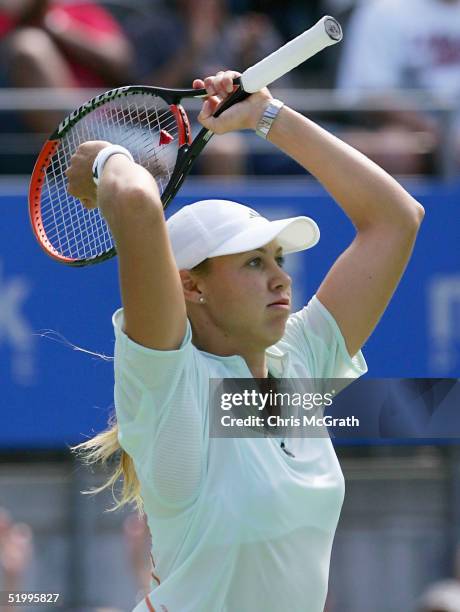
left=280, top=295, right=368, bottom=380
left=112, top=308, right=206, bottom=509
left=113, top=307, right=193, bottom=395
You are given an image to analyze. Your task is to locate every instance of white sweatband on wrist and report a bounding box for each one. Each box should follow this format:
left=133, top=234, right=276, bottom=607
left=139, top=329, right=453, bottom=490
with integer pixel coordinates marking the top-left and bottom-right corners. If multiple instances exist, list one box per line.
left=92, top=145, right=134, bottom=185
left=255, top=98, right=284, bottom=139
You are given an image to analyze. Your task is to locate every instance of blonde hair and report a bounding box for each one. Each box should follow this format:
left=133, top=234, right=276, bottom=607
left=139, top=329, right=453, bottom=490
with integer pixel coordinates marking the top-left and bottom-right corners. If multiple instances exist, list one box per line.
left=71, top=260, right=211, bottom=514
left=71, top=413, right=143, bottom=513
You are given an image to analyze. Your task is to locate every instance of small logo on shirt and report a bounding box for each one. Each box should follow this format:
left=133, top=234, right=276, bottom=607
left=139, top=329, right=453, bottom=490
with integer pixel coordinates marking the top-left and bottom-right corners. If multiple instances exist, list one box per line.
left=159, top=606, right=168, bottom=612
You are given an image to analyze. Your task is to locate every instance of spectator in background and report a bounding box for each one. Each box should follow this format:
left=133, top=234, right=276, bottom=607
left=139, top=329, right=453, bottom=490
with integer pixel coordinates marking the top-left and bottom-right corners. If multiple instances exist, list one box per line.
left=126, top=0, right=291, bottom=175
left=227, top=0, right=329, bottom=86
left=416, top=579, right=460, bottom=611
left=415, top=544, right=460, bottom=612
left=0, top=0, right=134, bottom=133
left=234, top=0, right=360, bottom=86
left=0, top=507, right=33, bottom=612
left=336, top=0, right=460, bottom=175
left=127, top=0, right=287, bottom=91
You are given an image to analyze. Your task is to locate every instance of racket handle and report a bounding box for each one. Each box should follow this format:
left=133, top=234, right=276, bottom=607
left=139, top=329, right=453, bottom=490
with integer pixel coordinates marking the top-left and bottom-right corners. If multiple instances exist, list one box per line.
left=240, top=15, right=342, bottom=93
left=212, top=81, right=249, bottom=118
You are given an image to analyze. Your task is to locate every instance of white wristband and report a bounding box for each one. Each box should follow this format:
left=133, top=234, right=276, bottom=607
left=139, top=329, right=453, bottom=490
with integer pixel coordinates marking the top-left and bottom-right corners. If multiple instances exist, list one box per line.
left=92, top=144, right=134, bottom=185
left=255, top=98, right=284, bottom=139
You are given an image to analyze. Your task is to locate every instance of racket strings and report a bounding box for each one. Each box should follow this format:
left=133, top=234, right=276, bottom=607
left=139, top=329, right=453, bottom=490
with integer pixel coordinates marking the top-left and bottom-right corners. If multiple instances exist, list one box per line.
left=39, top=93, right=181, bottom=261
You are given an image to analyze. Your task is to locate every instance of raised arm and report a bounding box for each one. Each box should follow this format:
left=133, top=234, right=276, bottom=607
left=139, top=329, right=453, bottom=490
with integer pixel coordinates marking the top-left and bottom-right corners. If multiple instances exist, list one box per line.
left=66, top=142, right=187, bottom=351
left=196, top=71, right=425, bottom=357
left=268, top=106, right=424, bottom=357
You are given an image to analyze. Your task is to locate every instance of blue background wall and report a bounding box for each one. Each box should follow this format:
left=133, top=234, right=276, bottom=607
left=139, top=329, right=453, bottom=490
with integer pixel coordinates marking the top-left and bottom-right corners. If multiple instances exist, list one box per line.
left=1, top=178, right=459, bottom=447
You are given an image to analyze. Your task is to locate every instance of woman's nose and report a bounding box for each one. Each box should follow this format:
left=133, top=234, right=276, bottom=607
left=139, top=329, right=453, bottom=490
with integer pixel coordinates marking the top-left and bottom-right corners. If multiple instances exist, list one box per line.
left=271, top=266, right=291, bottom=290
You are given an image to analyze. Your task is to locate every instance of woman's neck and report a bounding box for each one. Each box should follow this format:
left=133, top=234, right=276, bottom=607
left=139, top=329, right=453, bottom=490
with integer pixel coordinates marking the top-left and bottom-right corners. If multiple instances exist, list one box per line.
left=190, top=320, right=268, bottom=378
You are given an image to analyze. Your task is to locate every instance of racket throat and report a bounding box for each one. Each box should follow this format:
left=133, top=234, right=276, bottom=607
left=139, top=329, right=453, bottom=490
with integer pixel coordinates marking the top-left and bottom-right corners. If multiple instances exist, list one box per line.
left=170, top=104, right=192, bottom=147
left=161, top=129, right=214, bottom=208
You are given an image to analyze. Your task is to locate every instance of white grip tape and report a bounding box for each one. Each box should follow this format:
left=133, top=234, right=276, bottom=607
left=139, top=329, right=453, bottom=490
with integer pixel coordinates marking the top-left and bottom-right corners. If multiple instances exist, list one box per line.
left=240, top=16, right=342, bottom=93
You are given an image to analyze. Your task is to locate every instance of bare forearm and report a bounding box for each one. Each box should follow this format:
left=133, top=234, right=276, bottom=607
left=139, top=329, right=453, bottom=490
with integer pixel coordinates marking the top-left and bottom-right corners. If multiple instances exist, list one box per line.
left=45, top=19, right=133, bottom=83
left=379, top=108, right=439, bottom=133
left=267, top=106, right=424, bottom=230
left=96, top=155, right=187, bottom=350
left=97, top=156, right=162, bottom=234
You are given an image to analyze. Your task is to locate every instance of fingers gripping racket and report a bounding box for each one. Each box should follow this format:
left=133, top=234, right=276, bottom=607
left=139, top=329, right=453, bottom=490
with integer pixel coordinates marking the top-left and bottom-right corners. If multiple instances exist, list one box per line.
left=29, top=16, right=342, bottom=266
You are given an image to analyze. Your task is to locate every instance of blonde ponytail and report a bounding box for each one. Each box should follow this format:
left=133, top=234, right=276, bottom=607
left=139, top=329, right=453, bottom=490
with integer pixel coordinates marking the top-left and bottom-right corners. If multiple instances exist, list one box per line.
left=72, top=414, right=143, bottom=513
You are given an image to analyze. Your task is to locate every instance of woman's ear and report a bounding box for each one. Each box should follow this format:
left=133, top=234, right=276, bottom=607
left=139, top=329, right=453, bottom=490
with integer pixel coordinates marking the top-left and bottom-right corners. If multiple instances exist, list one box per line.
left=179, top=269, right=205, bottom=304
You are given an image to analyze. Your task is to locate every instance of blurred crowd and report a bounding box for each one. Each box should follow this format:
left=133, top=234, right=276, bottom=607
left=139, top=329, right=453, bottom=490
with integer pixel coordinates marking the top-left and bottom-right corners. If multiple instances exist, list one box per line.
left=0, top=0, right=460, bottom=176
left=3, top=501, right=460, bottom=611
left=0, top=505, right=152, bottom=611
left=0, top=506, right=33, bottom=611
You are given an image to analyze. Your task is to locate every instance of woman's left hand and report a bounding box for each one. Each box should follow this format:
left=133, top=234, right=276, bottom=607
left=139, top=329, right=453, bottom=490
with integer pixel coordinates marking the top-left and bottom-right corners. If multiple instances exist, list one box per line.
left=66, top=140, right=111, bottom=209
left=193, top=70, right=272, bottom=134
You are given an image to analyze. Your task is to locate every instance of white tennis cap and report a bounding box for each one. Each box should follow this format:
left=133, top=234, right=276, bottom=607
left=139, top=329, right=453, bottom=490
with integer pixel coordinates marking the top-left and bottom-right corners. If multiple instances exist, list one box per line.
left=166, top=199, right=320, bottom=270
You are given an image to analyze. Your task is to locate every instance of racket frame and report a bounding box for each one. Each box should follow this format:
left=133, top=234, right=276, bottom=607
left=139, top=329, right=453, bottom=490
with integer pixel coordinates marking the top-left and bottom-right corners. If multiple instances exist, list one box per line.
left=29, top=84, right=210, bottom=266
left=29, top=15, right=343, bottom=266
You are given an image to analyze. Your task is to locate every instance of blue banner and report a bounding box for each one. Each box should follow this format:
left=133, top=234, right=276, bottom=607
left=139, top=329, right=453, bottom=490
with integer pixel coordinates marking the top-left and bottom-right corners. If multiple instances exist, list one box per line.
left=1, top=178, right=459, bottom=447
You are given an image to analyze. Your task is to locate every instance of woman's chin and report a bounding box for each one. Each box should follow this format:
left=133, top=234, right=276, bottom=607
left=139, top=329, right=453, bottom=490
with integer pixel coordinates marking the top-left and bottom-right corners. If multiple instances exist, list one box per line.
left=264, top=318, right=289, bottom=345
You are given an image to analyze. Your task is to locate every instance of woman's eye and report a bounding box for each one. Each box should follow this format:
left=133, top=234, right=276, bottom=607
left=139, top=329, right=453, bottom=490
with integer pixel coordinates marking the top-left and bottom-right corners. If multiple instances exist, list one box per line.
left=246, top=256, right=285, bottom=268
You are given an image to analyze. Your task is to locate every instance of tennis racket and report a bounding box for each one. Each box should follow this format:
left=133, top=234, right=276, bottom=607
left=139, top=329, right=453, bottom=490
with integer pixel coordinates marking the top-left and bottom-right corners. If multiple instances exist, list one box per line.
left=29, top=15, right=342, bottom=266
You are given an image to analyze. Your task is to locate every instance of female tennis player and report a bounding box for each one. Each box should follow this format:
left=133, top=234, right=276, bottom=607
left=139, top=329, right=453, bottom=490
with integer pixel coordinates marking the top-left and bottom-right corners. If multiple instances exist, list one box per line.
left=67, top=70, right=425, bottom=612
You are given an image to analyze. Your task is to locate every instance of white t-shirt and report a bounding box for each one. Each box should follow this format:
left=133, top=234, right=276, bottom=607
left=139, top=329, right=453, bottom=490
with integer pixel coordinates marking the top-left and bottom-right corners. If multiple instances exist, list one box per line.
left=338, top=0, right=460, bottom=95
left=112, top=295, right=367, bottom=612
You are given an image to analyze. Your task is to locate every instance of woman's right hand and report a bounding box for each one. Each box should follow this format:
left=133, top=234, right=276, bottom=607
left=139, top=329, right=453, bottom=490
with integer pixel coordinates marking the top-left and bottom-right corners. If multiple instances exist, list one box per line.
left=66, top=140, right=111, bottom=209
left=193, top=70, right=272, bottom=135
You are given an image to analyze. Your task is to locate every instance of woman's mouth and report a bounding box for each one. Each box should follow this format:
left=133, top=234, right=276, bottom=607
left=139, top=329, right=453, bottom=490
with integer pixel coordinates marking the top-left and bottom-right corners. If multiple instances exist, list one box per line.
left=267, top=298, right=290, bottom=310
